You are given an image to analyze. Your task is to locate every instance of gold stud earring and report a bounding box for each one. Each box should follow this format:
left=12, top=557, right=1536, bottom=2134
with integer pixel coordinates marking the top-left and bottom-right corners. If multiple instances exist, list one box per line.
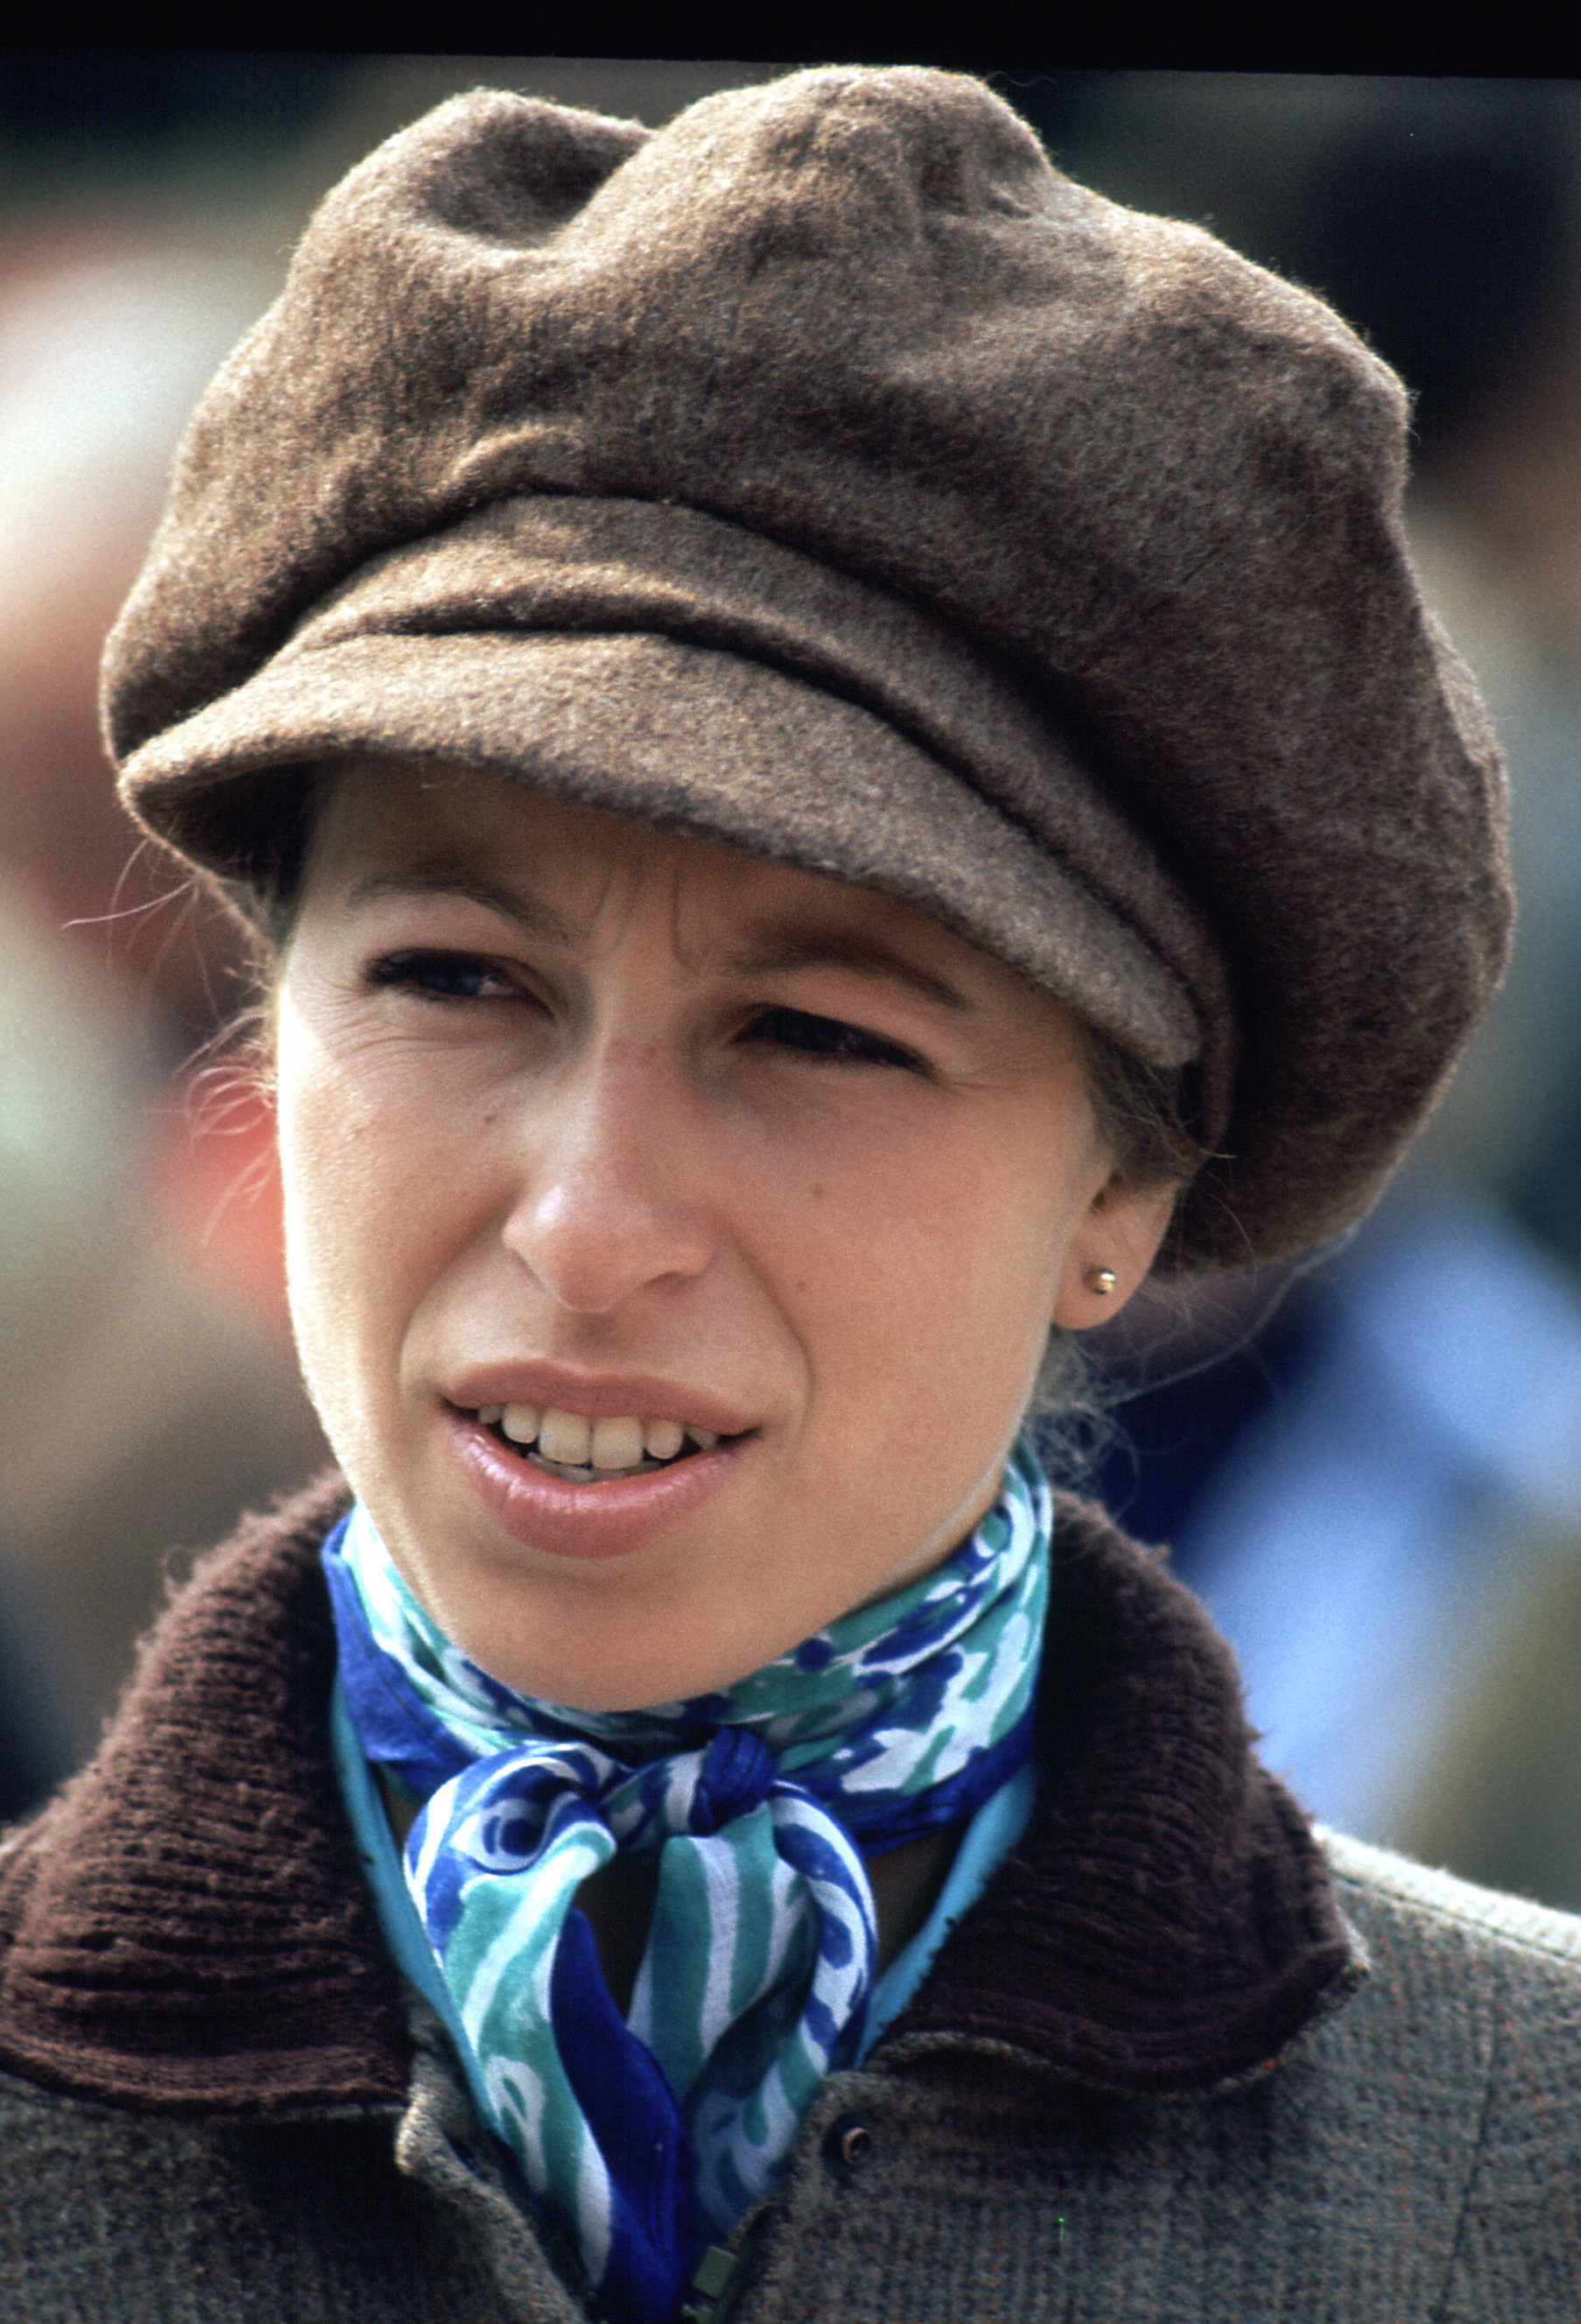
left=1086, top=1266, right=1118, bottom=1296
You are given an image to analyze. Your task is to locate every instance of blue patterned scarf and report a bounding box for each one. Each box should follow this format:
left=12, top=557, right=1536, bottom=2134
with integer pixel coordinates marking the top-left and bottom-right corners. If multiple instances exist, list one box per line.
left=324, top=1440, right=1050, bottom=2324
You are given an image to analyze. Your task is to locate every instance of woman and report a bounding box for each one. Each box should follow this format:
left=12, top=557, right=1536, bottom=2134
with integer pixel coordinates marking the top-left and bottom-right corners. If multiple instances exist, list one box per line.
left=1, top=66, right=1576, bottom=2323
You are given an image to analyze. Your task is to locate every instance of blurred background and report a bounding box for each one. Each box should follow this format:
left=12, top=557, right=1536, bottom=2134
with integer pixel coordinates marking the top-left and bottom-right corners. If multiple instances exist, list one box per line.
left=3, top=53, right=1580, bottom=1907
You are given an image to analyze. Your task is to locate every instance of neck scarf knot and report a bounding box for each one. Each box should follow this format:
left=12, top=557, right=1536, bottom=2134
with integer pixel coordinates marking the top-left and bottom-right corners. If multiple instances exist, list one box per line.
left=325, top=1440, right=1050, bottom=2324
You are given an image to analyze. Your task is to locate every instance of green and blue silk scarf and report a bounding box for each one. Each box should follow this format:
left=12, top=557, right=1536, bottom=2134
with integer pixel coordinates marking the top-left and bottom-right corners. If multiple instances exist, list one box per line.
left=324, top=1438, right=1050, bottom=2324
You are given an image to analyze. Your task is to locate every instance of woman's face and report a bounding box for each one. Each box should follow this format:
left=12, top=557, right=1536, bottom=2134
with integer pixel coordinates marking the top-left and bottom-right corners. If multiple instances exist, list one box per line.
left=277, top=759, right=1175, bottom=1708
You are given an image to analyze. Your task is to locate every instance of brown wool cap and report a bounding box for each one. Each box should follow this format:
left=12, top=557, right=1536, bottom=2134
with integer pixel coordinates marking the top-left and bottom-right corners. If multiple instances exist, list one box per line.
left=102, top=67, right=1512, bottom=1273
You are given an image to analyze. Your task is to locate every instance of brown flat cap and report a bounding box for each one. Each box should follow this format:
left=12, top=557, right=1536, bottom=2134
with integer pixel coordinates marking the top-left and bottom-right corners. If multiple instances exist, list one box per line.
left=102, top=67, right=1511, bottom=1273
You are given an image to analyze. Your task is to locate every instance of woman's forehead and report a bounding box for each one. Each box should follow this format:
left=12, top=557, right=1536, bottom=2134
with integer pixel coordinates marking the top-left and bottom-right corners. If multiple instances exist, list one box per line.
left=305, top=753, right=1034, bottom=1013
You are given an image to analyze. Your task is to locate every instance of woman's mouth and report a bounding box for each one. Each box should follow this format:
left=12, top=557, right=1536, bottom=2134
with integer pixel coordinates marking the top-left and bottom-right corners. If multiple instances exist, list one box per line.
left=443, top=1397, right=751, bottom=1557
left=473, top=1402, right=722, bottom=1484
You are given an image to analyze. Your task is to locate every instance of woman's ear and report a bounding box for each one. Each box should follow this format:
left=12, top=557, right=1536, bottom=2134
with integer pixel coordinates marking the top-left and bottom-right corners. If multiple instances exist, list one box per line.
left=1050, top=1171, right=1179, bottom=1330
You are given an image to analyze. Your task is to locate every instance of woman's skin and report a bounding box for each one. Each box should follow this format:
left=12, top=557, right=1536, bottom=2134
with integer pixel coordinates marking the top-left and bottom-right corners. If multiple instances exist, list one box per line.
left=278, top=756, right=1175, bottom=1974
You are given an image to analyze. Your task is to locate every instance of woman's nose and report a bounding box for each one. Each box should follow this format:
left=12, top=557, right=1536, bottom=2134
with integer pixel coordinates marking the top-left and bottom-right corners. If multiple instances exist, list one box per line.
left=499, top=1046, right=713, bottom=1314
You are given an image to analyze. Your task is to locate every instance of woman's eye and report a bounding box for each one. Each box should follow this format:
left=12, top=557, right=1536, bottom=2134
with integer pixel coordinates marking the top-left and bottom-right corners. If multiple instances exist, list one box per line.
left=745, top=1005, right=921, bottom=1070
left=366, top=948, right=515, bottom=1002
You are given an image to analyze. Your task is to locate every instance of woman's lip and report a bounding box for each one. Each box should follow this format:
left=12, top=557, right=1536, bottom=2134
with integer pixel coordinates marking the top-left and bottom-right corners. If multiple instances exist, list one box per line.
left=444, top=1365, right=755, bottom=1435
left=445, top=1406, right=747, bottom=1559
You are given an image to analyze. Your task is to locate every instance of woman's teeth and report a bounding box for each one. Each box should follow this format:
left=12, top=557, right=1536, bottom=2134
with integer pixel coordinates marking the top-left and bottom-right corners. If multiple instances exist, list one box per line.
left=474, top=1403, right=720, bottom=1479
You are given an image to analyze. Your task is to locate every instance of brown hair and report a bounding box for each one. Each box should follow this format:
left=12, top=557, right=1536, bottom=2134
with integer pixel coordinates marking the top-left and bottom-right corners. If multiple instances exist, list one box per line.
left=1079, top=1025, right=1207, bottom=1196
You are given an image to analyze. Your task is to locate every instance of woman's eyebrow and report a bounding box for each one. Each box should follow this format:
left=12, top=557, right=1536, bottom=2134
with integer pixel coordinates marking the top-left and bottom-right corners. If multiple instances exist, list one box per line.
left=342, top=864, right=573, bottom=940
left=719, top=927, right=973, bottom=1013
left=342, top=872, right=972, bottom=1011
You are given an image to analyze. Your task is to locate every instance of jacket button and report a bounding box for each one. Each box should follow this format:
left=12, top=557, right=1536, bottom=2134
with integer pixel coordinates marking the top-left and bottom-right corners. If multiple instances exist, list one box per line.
left=825, top=2114, right=875, bottom=2174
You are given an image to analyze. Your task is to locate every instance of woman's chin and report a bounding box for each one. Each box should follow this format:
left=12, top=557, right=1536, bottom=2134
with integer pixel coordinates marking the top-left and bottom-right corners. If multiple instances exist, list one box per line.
left=441, top=1404, right=749, bottom=1560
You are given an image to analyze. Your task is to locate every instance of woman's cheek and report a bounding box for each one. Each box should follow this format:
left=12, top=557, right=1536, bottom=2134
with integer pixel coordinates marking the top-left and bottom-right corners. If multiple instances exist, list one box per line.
left=788, top=1135, right=1053, bottom=1446
left=278, top=1046, right=425, bottom=1412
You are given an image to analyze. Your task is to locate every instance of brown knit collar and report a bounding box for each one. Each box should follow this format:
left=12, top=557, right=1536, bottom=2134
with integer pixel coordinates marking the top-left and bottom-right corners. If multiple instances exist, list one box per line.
left=0, top=1478, right=1362, bottom=2116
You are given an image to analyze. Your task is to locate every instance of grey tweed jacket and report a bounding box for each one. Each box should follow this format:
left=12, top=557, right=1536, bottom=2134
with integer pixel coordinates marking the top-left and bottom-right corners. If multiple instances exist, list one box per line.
left=1, top=1480, right=1577, bottom=2321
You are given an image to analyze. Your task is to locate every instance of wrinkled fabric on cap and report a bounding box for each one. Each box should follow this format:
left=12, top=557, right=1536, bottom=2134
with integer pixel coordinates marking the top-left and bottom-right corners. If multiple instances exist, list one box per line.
left=102, top=66, right=1512, bottom=1271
